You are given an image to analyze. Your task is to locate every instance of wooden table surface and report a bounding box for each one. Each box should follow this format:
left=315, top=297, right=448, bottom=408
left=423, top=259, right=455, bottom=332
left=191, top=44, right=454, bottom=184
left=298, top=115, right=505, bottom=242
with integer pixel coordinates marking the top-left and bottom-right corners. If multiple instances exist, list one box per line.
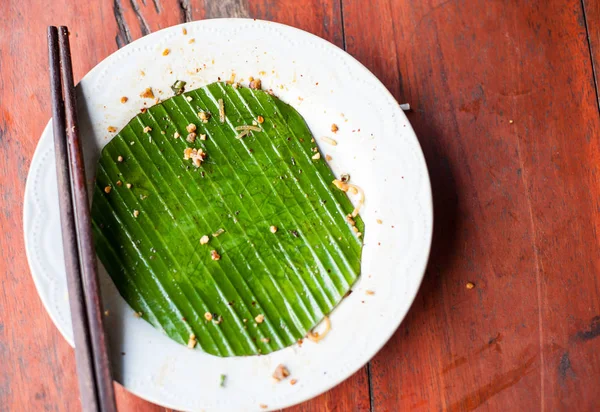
left=2, top=0, right=600, bottom=410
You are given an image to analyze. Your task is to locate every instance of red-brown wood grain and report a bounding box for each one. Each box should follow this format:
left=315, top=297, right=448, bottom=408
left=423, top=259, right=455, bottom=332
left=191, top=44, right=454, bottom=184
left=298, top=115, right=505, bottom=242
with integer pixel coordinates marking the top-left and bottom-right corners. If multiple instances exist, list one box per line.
left=0, top=1, right=368, bottom=411
left=1, top=0, right=600, bottom=411
left=583, top=0, right=600, bottom=109
left=343, top=0, right=600, bottom=410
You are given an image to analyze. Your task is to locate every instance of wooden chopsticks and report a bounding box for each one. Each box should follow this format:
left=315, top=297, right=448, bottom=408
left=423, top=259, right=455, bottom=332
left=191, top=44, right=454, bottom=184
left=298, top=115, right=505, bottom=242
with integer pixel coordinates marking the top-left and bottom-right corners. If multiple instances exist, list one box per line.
left=47, top=26, right=117, bottom=412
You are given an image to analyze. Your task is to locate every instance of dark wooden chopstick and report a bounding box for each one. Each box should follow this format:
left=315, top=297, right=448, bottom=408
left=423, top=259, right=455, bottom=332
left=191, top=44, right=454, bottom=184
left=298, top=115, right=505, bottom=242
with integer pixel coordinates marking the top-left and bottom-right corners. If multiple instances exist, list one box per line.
left=48, top=26, right=99, bottom=412
left=48, top=26, right=117, bottom=412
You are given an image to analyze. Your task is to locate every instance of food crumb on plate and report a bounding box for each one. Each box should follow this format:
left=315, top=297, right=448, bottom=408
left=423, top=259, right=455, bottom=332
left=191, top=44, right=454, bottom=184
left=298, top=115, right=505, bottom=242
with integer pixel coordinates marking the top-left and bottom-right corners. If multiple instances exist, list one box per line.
left=321, top=136, right=337, bottom=146
left=376, top=219, right=383, bottom=224
left=249, top=78, right=262, bottom=90
left=187, top=333, right=197, bottom=349
left=140, top=88, right=154, bottom=99
left=272, top=364, right=290, bottom=382
left=290, top=379, right=297, bottom=385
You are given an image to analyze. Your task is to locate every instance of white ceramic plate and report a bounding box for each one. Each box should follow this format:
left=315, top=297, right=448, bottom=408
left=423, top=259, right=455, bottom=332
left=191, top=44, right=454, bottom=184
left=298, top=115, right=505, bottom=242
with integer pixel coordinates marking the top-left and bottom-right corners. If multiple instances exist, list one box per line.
left=24, top=19, right=432, bottom=411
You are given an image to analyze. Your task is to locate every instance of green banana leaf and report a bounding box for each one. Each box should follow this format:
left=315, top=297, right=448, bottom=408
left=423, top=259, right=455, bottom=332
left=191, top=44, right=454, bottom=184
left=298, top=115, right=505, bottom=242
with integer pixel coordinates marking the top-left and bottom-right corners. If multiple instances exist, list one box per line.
left=91, top=82, right=364, bottom=356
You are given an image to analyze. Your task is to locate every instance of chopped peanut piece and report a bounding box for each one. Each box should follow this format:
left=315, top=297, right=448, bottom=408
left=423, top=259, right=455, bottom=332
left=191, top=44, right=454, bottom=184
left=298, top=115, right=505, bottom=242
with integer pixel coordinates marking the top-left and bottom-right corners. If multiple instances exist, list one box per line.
left=325, top=154, right=332, bottom=161
left=331, top=123, right=339, bottom=132
left=126, top=183, right=132, bottom=189
left=259, top=405, right=268, bottom=410
left=183, top=147, right=206, bottom=167
left=257, top=115, right=264, bottom=124
left=162, top=48, right=170, bottom=56
left=198, top=111, right=209, bottom=122
left=204, top=312, right=213, bottom=321
left=143, top=126, right=152, bottom=133
left=255, top=314, right=264, bottom=323
left=290, top=379, right=298, bottom=385
left=186, top=123, right=197, bottom=133
left=249, top=78, right=262, bottom=89
left=312, top=152, right=321, bottom=160
left=174, top=131, right=180, bottom=139
left=272, top=364, right=290, bottom=382
left=116, top=180, right=122, bottom=187
left=107, top=126, right=117, bottom=133
left=120, top=96, right=128, bottom=103
left=269, top=225, right=278, bottom=233
left=134, top=311, right=143, bottom=318
left=260, top=337, right=270, bottom=343
left=182, top=27, right=187, bottom=35
left=376, top=219, right=383, bottom=224
left=366, top=290, right=375, bottom=295
left=466, top=282, right=475, bottom=289
left=104, top=186, right=111, bottom=194
left=200, top=235, right=209, bottom=245
left=140, top=88, right=154, bottom=99
left=210, top=250, right=221, bottom=261
left=199, top=134, right=207, bottom=141
left=133, top=210, right=140, bottom=218
left=187, top=334, right=197, bottom=349
left=186, top=132, right=196, bottom=143
left=117, top=155, right=124, bottom=162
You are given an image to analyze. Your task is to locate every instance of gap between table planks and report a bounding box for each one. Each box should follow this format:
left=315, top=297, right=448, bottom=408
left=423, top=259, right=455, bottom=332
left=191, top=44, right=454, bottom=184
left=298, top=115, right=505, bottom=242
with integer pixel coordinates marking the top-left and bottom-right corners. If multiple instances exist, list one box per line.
left=1, top=0, right=599, bottom=411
